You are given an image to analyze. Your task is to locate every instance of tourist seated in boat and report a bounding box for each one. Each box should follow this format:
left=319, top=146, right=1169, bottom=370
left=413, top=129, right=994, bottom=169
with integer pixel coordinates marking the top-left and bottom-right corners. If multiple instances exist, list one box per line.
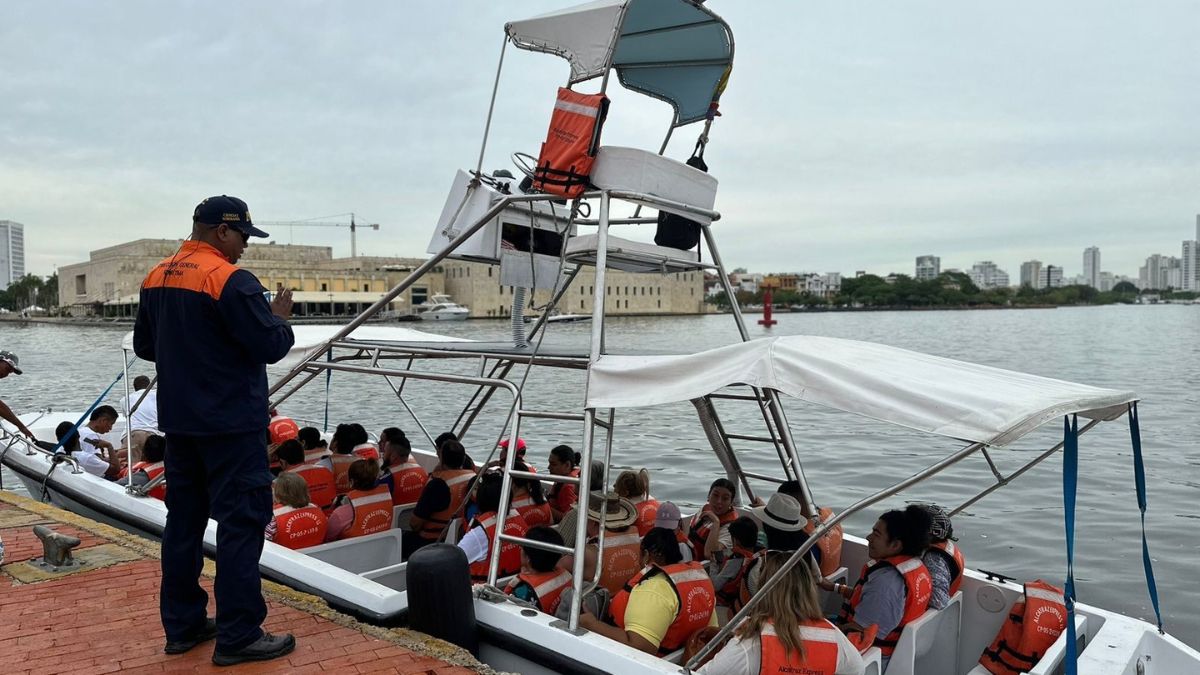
left=121, top=433, right=167, bottom=500
left=71, top=406, right=125, bottom=479
left=267, top=408, right=300, bottom=446
left=324, top=459, right=393, bottom=542
left=545, top=444, right=582, bottom=522
left=687, top=478, right=741, bottom=561
left=504, top=525, right=572, bottom=615
left=826, top=505, right=933, bottom=665
left=741, top=493, right=813, bottom=610
left=709, top=516, right=763, bottom=624
left=697, top=550, right=866, bottom=675
left=579, top=527, right=718, bottom=656
left=615, top=468, right=658, bottom=536
left=457, top=470, right=530, bottom=581
left=777, top=479, right=844, bottom=577
left=557, top=492, right=642, bottom=596
left=328, top=423, right=379, bottom=494
left=118, top=375, right=159, bottom=462
left=266, top=471, right=328, bottom=550
left=405, top=439, right=476, bottom=557
left=552, top=459, right=607, bottom=542
left=275, top=439, right=337, bottom=511
left=917, top=503, right=964, bottom=610
left=650, top=501, right=694, bottom=562
left=509, top=459, right=552, bottom=527
left=434, top=431, right=476, bottom=471
left=377, top=427, right=428, bottom=507
left=297, top=426, right=331, bottom=467
left=486, top=436, right=536, bottom=473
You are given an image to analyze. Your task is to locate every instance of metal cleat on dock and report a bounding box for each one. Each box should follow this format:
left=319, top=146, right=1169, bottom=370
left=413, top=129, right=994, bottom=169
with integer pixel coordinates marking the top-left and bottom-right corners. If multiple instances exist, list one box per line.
left=32, top=523, right=82, bottom=570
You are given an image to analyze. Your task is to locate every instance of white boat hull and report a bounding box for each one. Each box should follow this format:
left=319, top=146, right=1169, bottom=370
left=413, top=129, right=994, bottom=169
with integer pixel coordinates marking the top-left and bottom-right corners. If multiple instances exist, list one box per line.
left=418, top=309, right=469, bottom=321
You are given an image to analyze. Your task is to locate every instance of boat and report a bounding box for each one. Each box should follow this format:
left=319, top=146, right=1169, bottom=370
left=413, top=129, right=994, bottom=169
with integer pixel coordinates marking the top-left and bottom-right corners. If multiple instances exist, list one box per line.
left=413, top=294, right=470, bottom=321
left=524, top=309, right=592, bottom=324
left=4, top=2, right=1197, bottom=673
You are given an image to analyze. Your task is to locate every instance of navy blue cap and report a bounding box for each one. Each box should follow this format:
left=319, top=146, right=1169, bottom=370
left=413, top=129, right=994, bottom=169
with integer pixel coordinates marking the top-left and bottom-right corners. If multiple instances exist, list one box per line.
left=193, top=195, right=269, bottom=238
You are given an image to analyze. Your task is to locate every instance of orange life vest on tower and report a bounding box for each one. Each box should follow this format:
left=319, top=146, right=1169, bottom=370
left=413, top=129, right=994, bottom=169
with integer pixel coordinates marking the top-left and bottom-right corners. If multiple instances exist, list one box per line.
left=130, top=461, right=166, bottom=500
left=511, top=492, right=553, bottom=528
left=802, top=507, right=844, bottom=577
left=611, top=562, right=716, bottom=654
left=419, top=468, right=476, bottom=541
left=287, top=463, right=337, bottom=511
left=531, top=88, right=609, bottom=198
left=343, top=485, right=393, bottom=538
left=329, top=453, right=357, bottom=495
left=504, top=568, right=573, bottom=615
left=978, top=580, right=1068, bottom=675
left=468, top=509, right=529, bottom=581
left=268, top=414, right=300, bottom=445
left=385, top=458, right=428, bottom=506
left=839, top=555, right=932, bottom=656
left=759, top=619, right=843, bottom=675
left=595, top=527, right=643, bottom=596
left=928, top=540, right=966, bottom=596
left=688, top=505, right=738, bottom=560
left=271, top=503, right=327, bottom=550
left=633, top=497, right=660, bottom=537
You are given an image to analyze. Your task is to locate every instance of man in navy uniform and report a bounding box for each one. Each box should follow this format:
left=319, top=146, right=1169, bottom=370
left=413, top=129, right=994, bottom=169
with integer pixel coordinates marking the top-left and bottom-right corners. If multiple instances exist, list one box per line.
left=134, top=195, right=296, bottom=666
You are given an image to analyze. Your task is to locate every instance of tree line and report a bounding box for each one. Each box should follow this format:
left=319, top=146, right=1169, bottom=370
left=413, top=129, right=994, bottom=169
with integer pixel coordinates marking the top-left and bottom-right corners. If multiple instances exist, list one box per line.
left=0, top=273, right=59, bottom=311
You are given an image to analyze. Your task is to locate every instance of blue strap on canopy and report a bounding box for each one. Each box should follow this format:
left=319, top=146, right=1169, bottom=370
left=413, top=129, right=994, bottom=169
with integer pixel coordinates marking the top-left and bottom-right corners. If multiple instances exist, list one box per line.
left=1063, top=414, right=1079, bottom=675
left=1129, top=402, right=1164, bottom=633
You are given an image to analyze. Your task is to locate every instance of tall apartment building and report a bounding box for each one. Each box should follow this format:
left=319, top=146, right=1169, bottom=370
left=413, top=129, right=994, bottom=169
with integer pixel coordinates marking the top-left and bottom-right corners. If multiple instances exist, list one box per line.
left=967, top=261, right=1010, bottom=289
left=1082, top=246, right=1101, bottom=289
left=1184, top=216, right=1200, bottom=292
left=1139, top=254, right=1181, bottom=291
left=1039, top=265, right=1064, bottom=288
left=914, top=255, right=940, bottom=281
left=1019, top=260, right=1043, bottom=288
left=0, top=221, right=26, bottom=290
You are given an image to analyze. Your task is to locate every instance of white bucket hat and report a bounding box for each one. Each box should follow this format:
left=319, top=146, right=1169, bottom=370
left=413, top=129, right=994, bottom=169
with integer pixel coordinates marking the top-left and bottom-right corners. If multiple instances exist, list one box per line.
left=752, top=493, right=805, bottom=532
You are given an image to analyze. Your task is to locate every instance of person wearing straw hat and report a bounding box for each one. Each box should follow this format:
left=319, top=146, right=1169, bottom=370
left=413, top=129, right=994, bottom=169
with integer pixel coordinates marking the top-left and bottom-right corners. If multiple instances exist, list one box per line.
left=0, top=350, right=36, bottom=442
left=558, top=491, right=643, bottom=596
left=737, top=493, right=818, bottom=609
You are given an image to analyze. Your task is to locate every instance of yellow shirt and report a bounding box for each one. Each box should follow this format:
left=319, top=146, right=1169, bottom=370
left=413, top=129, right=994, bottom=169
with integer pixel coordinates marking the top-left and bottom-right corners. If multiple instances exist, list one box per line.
left=622, top=574, right=718, bottom=649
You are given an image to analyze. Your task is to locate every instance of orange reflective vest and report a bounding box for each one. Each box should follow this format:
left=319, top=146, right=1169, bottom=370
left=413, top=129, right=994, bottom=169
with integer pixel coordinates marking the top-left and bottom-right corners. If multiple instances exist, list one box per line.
left=419, top=469, right=476, bottom=541
left=688, top=505, right=738, bottom=560
left=512, top=493, right=553, bottom=528
left=131, top=461, right=166, bottom=500
left=351, top=442, right=380, bottom=462
left=716, top=544, right=762, bottom=607
left=735, top=549, right=768, bottom=612
left=839, top=555, right=932, bottom=656
left=304, top=446, right=331, bottom=466
left=612, top=562, right=716, bottom=654
left=802, top=507, right=844, bottom=578
left=759, top=619, right=842, bottom=675
left=531, top=88, right=609, bottom=198
left=979, top=580, right=1068, bottom=675
left=504, top=568, right=573, bottom=615
left=268, top=415, right=300, bottom=445
left=272, top=503, right=328, bottom=550
left=633, top=497, right=660, bottom=537
left=287, top=463, right=337, bottom=511
left=468, top=509, right=529, bottom=581
left=344, top=485, right=393, bottom=538
left=595, top=527, right=643, bottom=596
left=548, top=467, right=580, bottom=514
left=928, top=540, right=966, bottom=596
left=385, top=459, right=428, bottom=506
left=330, top=453, right=357, bottom=495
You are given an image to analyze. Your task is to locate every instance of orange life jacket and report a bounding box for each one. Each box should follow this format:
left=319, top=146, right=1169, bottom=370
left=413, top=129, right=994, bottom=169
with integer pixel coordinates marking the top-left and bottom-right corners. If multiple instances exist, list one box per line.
left=468, top=509, right=529, bottom=581
left=548, top=467, right=580, bottom=514
left=287, top=463, right=337, bottom=511
left=343, top=485, right=393, bottom=538
left=928, top=540, right=966, bottom=596
left=271, top=503, right=327, bottom=550
left=531, top=88, right=609, bottom=198
left=759, top=619, right=842, bottom=675
left=419, top=468, right=476, bottom=541
left=802, top=507, right=844, bottom=577
left=505, top=568, right=573, bottom=616
left=839, top=555, right=932, bottom=656
left=594, top=527, right=643, bottom=596
left=688, top=505, right=738, bottom=560
left=735, top=549, right=768, bottom=612
left=351, top=442, right=380, bottom=461
left=633, top=497, right=660, bottom=537
left=330, top=453, right=357, bottom=495
left=512, top=492, right=553, bottom=528
left=268, top=415, right=300, bottom=445
left=979, top=580, right=1068, bottom=675
left=130, top=461, right=166, bottom=500
left=385, top=458, right=428, bottom=506
left=611, top=562, right=716, bottom=654
left=304, top=446, right=331, bottom=466
left=716, top=544, right=762, bottom=607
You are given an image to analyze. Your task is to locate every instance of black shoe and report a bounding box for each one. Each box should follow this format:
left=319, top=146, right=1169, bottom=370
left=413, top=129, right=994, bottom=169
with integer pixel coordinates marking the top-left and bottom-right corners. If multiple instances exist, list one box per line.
left=212, top=632, right=296, bottom=667
left=164, top=617, right=218, bottom=654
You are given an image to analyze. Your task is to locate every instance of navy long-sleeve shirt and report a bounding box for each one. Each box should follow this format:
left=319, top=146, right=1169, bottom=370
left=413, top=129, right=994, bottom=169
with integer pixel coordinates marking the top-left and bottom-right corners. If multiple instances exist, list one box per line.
left=133, top=240, right=294, bottom=436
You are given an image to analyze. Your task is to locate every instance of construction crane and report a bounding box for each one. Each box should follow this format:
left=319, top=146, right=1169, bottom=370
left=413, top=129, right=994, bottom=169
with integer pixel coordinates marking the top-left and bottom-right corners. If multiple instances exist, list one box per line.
left=257, top=213, right=380, bottom=258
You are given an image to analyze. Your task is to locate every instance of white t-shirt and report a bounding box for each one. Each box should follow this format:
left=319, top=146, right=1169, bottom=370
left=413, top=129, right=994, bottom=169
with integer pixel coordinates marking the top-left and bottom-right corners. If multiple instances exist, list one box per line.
left=457, top=525, right=489, bottom=565
left=75, top=427, right=113, bottom=477
left=698, top=627, right=866, bottom=675
left=122, top=389, right=159, bottom=432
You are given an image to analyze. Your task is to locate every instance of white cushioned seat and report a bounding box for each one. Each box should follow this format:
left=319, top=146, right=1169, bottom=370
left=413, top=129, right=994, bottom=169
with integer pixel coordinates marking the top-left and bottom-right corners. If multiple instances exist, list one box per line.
left=564, top=233, right=702, bottom=273
left=590, top=146, right=718, bottom=224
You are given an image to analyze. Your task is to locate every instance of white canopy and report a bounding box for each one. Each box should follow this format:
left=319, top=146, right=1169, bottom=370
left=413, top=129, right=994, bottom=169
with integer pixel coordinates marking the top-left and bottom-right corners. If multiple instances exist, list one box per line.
left=506, top=0, right=627, bottom=83
left=121, top=325, right=466, bottom=372
left=585, top=336, right=1138, bottom=447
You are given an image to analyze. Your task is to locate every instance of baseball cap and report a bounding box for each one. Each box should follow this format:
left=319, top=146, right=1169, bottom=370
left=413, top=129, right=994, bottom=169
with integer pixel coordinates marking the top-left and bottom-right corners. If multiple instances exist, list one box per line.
left=193, top=195, right=269, bottom=238
left=653, top=501, right=682, bottom=530
left=498, top=437, right=527, bottom=453
left=0, top=351, right=23, bottom=375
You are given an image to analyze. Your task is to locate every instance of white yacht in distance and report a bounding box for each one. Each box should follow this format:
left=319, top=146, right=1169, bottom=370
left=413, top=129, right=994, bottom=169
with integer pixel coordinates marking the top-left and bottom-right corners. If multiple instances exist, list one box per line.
left=413, top=294, right=469, bottom=321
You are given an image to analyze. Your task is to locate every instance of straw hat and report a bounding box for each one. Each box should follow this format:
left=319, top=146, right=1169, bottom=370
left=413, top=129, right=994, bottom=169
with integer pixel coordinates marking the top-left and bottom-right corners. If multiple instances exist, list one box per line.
left=586, top=492, right=639, bottom=529
left=752, top=493, right=805, bottom=532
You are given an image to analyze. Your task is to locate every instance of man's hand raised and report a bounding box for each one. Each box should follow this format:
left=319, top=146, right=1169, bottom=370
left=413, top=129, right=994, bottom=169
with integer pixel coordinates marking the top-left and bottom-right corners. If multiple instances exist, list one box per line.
left=271, top=286, right=293, bottom=320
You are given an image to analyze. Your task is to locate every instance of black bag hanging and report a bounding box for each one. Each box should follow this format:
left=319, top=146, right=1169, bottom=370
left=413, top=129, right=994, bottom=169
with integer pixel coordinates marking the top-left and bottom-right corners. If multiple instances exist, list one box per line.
left=654, top=140, right=709, bottom=251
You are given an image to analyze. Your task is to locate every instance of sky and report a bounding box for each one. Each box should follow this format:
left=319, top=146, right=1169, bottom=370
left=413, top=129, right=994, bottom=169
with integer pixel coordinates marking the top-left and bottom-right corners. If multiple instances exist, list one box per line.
left=3, top=1, right=1198, bottom=280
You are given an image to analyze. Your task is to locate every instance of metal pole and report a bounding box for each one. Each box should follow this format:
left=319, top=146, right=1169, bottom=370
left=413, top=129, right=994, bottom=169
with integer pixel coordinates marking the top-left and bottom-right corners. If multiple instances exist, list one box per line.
left=702, top=224, right=750, bottom=341
left=474, top=37, right=509, bottom=178
left=763, top=390, right=817, bottom=516
left=121, top=350, right=133, bottom=488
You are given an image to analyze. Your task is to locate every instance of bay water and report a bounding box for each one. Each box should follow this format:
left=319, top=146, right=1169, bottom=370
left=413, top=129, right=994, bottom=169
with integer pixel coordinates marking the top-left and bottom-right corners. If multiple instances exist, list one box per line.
left=2, top=305, right=1197, bottom=646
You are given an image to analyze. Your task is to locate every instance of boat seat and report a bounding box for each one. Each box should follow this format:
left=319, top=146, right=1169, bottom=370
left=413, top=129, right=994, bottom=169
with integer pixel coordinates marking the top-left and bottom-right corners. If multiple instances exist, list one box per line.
left=564, top=232, right=703, bottom=273
left=819, top=566, right=849, bottom=616
left=392, top=504, right=415, bottom=530
left=966, top=614, right=1089, bottom=675
left=863, top=646, right=883, bottom=675
left=590, top=146, right=719, bottom=224
left=884, top=591, right=961, bottom=675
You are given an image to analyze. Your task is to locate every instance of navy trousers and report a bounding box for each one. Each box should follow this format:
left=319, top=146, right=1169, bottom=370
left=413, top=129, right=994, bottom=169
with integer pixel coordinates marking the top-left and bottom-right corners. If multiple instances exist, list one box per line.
left=160, top=431, right=274, bottom=652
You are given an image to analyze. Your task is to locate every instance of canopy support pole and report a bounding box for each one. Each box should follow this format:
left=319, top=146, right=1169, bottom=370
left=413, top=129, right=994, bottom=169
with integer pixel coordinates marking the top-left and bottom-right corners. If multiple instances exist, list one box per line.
left=473, top=36, right=508, bottom=179
left=701, top=224, right=749, bottom=341
left=120, top=350, right=133, bottom=489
